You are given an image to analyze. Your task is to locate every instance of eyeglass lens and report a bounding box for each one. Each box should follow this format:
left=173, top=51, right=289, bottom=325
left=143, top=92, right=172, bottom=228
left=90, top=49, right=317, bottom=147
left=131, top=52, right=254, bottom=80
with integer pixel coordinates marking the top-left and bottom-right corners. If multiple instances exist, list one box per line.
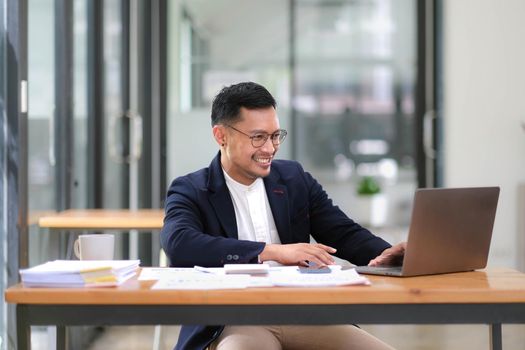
left=252, top=130, right=287, bottom=147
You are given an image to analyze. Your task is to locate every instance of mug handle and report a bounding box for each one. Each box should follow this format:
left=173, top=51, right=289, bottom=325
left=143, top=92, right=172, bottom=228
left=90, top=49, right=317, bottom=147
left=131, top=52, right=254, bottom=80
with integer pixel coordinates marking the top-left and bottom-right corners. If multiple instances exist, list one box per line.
left=73, top=239, right=81, bottom=259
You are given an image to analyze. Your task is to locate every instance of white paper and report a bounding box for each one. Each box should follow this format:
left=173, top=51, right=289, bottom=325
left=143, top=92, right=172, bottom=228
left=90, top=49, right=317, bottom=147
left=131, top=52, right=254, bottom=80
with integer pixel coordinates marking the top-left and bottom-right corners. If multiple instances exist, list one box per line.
left=20, top=260, right=140, bottom=274
left=270, top=268, right=370, bottom=287
left=152, top=274, right=252, bottom=290
left=139, top=267, right=196, bottom=280
left=224, top=264, right=269, bottom=274
left=147, top=265, right=369, bottom=290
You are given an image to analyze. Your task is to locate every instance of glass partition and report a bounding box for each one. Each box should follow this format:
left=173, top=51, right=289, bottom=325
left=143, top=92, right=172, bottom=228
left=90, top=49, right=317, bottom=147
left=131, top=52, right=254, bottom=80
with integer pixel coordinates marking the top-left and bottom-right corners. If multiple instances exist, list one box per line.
left=27, top=0, right=57, bottom=264
left=293, top=0, right=417, bottom=232
left=0, top=0, right=6, bottom=345
left=167, top=0, right=417, bottom=236
left=73, top=0, right=88, bottom=209
left=103, top=0, right=126, bottom=210
left=167, top=0, right=291, bottom=180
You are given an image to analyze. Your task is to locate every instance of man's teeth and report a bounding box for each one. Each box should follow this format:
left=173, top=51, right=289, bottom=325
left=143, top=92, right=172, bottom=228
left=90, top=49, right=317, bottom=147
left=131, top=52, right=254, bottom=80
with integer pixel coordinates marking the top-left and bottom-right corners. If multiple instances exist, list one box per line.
left=255, top=158, right=271, bottom=163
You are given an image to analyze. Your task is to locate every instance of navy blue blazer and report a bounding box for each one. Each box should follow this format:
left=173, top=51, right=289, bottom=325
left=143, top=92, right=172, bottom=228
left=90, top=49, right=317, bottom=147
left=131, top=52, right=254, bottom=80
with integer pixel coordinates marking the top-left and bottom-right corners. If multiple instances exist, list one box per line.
left=161, top=152, right=391, bottom=350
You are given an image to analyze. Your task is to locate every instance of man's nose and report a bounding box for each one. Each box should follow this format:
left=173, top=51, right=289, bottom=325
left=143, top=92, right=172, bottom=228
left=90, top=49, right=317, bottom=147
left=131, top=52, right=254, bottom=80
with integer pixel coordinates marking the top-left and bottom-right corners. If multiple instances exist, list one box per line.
left=260, top=137, right=276, bottom=152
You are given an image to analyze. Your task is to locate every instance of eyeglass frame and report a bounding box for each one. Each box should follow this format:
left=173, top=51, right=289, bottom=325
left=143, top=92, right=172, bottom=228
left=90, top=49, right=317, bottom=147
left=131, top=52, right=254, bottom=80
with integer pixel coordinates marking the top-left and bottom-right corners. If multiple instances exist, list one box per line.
left=223, top=124, right=288, bottom=148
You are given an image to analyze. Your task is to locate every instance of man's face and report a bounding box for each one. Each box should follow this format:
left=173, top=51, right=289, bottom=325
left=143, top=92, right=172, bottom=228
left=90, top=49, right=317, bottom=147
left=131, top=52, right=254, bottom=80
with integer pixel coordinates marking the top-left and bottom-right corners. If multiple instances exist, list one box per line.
left=218, top=107, right=281, bottom=185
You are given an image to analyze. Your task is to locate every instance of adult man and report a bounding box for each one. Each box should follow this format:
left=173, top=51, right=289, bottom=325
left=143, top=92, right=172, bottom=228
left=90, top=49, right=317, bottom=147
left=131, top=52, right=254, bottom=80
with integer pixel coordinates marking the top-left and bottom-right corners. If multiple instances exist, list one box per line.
left=161, top=82, right=404, bottom=350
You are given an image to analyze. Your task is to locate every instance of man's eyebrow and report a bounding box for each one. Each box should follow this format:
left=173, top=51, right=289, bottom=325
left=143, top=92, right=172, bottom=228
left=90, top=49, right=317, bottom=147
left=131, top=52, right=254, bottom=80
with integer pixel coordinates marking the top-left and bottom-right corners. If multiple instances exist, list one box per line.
left=249, top=128, right=281, bottom=134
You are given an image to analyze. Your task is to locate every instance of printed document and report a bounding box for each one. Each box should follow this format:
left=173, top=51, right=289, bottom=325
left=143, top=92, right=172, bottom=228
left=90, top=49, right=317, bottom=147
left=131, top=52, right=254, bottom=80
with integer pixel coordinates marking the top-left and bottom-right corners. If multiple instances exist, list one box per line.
left=143, top=265, right=370, bottom=290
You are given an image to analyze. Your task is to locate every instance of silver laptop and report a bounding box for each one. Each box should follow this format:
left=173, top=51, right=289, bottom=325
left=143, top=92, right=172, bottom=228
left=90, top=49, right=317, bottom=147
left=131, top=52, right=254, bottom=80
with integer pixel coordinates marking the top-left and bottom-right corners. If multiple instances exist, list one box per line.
left=355, top=187, right=500, bottom=277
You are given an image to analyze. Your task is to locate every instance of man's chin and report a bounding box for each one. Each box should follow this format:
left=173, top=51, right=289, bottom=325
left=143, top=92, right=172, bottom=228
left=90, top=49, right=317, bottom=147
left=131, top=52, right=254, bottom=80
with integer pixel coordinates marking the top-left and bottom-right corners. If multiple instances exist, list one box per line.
left=252, top=167, right=271, bottom=178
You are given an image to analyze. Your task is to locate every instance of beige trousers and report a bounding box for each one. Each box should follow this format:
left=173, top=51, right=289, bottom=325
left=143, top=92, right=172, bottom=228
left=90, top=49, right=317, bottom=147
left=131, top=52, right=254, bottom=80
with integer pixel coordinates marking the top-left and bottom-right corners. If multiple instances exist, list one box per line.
left=208, top=325, right=395, bottom=350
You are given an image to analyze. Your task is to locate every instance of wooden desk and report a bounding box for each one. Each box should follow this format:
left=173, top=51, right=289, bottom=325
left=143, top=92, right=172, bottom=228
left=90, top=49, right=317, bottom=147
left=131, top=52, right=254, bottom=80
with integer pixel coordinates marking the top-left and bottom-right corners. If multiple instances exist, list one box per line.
left=6, top=268, right=525, bottom=350
left=37, top=209, right=164, bottom=230
left=37, top=209, right=164, bottom=261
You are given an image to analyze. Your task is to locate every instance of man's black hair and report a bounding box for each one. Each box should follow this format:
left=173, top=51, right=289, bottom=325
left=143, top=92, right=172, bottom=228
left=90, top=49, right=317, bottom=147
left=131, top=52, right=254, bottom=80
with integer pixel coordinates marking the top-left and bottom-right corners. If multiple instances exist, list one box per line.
left=211, top=82, right=276, bottom=126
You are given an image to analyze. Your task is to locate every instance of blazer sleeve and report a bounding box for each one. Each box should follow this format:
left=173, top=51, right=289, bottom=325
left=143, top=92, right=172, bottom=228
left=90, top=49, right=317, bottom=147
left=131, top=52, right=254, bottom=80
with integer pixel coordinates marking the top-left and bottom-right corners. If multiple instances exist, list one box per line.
left=160, top=176, right=265, bottom=267
left=297, top=164, right=391, bottom=266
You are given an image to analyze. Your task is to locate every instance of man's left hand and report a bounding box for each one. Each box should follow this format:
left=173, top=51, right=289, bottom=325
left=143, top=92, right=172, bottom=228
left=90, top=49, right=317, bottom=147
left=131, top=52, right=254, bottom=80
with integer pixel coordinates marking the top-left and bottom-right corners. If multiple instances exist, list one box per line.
left=367, top=242, right=406, bottom=267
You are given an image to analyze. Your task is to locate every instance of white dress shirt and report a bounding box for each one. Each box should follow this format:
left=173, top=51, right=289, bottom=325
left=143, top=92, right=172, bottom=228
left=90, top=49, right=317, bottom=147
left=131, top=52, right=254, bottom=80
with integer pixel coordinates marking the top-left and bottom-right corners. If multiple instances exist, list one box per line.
left=223, top=170, right=281, bottom=245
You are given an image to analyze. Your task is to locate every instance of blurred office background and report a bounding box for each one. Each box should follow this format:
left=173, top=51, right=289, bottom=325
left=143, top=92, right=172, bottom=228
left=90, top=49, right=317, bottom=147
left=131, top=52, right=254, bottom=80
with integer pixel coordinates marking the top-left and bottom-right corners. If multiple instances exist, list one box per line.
left=1, top=0, right=525, bottom=349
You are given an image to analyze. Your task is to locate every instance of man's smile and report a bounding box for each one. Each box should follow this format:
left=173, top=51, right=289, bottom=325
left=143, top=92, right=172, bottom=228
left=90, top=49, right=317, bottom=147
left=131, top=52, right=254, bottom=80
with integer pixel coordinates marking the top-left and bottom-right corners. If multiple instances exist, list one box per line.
left=253, top=155, right=273, bottom=165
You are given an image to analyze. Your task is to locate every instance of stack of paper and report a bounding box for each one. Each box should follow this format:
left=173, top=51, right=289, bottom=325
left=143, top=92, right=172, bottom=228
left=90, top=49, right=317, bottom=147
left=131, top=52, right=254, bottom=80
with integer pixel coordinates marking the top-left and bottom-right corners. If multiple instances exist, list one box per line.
left=20, top=260, right=140, bottom=288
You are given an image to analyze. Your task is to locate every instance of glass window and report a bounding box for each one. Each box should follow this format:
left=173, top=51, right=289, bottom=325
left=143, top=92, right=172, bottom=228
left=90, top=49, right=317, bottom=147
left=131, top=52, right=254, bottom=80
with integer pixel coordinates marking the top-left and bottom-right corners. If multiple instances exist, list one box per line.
left=28, top=0, right=57, bottom=264
left=167, top=0, right=291, bottom=179
left=103, top=0, right=125, bottom=209
left=0, top=0, right=7, bottom=344
left=294, top=0, right=417, bottom=230
left=73, top=0, right=88, bottom=209
left=167, top=0, right=417, bottom=233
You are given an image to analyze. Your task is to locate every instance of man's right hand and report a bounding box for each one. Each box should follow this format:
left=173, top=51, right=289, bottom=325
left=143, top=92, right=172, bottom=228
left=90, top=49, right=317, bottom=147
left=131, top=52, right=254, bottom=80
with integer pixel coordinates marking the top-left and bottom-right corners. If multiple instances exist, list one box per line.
left=259, top=243, right=337, bottom=266
left=367, top=242, right=406, bottom=267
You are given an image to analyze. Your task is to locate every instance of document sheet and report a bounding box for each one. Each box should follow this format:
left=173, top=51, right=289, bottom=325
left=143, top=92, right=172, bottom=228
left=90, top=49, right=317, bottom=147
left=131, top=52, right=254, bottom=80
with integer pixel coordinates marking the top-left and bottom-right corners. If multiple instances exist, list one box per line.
left=141, top=265, right=370, bottom=290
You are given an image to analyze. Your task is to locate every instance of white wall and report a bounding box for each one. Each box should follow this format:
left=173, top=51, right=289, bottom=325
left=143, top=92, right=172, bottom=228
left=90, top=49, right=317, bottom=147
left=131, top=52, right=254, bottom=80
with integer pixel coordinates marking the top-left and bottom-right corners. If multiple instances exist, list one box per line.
left=443, top=0, right=525, bottom=269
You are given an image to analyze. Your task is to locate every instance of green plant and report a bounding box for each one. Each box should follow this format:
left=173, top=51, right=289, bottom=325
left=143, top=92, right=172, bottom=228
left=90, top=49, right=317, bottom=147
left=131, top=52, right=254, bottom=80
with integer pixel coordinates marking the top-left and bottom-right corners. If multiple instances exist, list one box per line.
left=357, top=176, right=381, bottom=196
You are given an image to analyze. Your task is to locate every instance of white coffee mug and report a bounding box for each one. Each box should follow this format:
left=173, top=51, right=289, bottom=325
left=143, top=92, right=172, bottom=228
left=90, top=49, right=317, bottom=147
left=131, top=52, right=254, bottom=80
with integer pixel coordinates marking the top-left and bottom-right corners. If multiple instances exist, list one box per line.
left=74, top=234, right=115, bottom=260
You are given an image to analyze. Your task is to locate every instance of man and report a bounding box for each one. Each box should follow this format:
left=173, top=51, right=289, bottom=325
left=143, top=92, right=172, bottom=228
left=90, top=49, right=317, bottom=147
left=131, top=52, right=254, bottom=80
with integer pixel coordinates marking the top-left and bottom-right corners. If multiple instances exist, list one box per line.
left=161, top=82, right=404, bottom=350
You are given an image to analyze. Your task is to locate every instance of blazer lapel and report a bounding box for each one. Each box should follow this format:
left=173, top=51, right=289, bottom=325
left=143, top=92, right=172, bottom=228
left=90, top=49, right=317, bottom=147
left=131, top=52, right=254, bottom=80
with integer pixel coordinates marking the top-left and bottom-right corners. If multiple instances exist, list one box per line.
left=207, top=153, right=238, bottom=239
left=264, top=171, right=293, bottom=244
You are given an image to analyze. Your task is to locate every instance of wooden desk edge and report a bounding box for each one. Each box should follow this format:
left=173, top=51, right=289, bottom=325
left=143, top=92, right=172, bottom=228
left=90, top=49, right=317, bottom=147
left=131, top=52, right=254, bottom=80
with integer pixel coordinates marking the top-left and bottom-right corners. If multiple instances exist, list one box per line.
left=6, top=268, right=525, bottom=306
left=37, top=209, right=164, bottom=230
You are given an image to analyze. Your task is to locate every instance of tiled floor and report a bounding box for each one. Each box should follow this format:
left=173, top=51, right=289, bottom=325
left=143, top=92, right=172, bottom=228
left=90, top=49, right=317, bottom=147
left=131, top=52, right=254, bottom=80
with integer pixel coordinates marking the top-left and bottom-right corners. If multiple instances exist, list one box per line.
left=75, top=324, right=525, bottom=349
left=87, top=325, right=181, bottom=350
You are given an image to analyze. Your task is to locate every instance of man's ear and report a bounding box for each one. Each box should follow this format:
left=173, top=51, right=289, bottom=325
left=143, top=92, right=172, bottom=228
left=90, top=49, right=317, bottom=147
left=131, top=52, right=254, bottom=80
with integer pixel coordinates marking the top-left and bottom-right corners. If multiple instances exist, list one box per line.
left=212, top=125, right=226, bottom=146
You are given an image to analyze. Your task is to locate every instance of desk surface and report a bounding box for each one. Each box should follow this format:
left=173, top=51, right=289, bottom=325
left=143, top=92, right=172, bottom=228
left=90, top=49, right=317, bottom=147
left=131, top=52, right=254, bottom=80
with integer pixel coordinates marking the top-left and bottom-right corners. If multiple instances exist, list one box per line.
left=6, top=268, right=525, bottom=306
left=8, top=268, right=525, bottom=350
left=37, top=209, right=164, bottom=230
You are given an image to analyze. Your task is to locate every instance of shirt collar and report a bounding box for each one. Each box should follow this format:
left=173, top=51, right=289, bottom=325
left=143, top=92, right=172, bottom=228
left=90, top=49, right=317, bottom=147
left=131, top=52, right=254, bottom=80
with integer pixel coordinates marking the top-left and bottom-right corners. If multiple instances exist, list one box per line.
left=222, top=168, right=263, bottom=192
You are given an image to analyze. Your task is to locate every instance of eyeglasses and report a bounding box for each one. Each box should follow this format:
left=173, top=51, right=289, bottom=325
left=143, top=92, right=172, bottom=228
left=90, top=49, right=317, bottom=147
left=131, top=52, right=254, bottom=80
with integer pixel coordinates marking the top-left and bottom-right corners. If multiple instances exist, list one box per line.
left=225, top=124, right=288, bottom=148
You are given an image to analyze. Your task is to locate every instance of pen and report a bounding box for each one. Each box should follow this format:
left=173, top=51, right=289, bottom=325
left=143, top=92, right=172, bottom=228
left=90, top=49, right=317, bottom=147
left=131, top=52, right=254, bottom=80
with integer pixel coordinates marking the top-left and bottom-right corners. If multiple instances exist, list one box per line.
left=194, top=265, right=215, bottom=273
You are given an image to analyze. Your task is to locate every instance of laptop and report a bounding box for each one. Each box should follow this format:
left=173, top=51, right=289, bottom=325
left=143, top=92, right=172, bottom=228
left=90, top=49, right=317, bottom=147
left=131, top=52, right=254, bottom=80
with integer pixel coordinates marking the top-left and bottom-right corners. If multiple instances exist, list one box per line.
left=355, top=186, right=500, bottom=277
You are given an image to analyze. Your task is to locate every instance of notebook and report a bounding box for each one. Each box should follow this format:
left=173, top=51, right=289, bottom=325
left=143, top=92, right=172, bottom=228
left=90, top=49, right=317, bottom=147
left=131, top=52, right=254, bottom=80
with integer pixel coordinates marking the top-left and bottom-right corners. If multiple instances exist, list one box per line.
left=355, top=186, right=500, bottom=277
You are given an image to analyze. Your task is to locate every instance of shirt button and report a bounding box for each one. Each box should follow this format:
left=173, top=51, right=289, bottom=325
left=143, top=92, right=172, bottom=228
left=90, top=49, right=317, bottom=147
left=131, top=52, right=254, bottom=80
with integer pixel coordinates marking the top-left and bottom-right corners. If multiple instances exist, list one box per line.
left=226, top=254, right=232, bottom=260
left=233, top=255, right=239, bottom=260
